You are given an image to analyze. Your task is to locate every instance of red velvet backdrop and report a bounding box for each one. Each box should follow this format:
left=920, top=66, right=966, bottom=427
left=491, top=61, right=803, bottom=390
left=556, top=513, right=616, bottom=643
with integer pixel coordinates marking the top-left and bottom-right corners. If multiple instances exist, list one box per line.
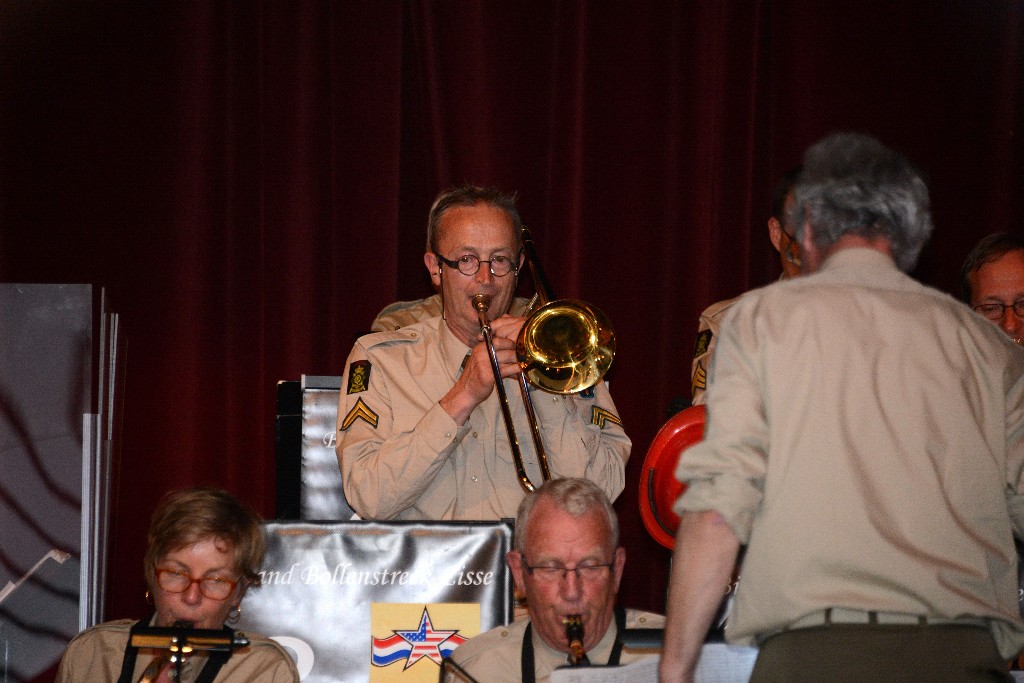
left=1, top=1, right=1021, bottom=626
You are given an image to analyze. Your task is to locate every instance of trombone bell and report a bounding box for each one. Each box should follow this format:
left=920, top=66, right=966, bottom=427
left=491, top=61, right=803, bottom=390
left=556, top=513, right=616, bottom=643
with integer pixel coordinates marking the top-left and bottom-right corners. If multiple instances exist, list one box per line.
left=470, top=225, right=618, bottom=493
left=517, top=299, right=616, bottom=394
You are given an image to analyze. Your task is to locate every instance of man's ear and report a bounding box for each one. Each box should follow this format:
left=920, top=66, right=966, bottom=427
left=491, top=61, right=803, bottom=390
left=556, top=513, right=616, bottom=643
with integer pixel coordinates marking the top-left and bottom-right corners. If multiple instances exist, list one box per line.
left=768, top=217, right=783, bottom=252
left=612, top=546, right=626, bottom=592
left=507, top=550, right=527, bottom=595
left=425, top=252, right=442, bottom=287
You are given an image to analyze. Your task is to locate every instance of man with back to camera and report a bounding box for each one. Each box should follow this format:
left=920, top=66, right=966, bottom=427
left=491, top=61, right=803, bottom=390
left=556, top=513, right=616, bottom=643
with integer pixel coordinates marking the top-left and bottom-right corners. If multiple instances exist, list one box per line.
left=690, top=167, right=802, bottom=405
left=660, top=133, right=1024, bottom=682
left=961, top=232, right=1024, bottom=346
left=335, top=185, right=630, bottom=520
left=445, top=477, right=662, bottom=682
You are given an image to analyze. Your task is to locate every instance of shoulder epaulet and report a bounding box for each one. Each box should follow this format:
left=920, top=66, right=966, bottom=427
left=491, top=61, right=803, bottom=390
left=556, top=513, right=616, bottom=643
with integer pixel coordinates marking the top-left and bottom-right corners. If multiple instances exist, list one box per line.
left=68, top=619, right=135, bottom=643
left=92, top=619, right=136, bottom=630
left=360, top=326, right=427, bottom=349
left=700, top=295, right=742, bottom=323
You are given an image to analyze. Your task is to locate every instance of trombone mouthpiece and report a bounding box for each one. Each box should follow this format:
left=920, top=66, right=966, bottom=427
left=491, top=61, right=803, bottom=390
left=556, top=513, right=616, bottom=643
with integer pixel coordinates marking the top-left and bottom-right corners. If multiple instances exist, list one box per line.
left=472, top=294, right=492, bottom=312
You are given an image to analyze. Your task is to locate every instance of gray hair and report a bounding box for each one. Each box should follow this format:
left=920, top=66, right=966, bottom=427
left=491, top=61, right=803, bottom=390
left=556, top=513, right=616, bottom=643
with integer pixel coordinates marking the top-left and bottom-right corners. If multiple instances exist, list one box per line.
left=788, top=133, right=933, bottom=272
left=513, top=478, right=619, bottom=554
left=426, top=184, right=523, bottom=253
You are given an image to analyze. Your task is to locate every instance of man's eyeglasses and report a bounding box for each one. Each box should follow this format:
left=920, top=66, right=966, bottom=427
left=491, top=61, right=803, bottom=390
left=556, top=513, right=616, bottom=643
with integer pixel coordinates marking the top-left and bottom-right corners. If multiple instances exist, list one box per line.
left=155, top=568, right=240, bottom=601
left=973, top=299, right=1024, bottom=321
left=435, top=253, right=519, bottom=277
left=522, top=561, right=614, bottom=583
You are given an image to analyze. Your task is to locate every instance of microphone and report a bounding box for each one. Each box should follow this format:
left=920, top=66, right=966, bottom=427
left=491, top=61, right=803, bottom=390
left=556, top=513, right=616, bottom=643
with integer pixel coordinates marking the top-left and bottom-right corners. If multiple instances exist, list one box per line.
left=0, top=549, right=71, bottom=605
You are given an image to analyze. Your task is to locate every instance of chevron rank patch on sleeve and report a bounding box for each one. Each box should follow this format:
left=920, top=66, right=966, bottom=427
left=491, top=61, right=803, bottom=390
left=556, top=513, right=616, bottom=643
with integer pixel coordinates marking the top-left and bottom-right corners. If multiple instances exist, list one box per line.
left=340, top=397, right=379, bottom=430
left=693, top=329, right=713, bottom=359
left=347, top=360, right=372, bottom=394
left=692, top=359, right=707, bottom=394
left=591, top=406, right=622, bottom=429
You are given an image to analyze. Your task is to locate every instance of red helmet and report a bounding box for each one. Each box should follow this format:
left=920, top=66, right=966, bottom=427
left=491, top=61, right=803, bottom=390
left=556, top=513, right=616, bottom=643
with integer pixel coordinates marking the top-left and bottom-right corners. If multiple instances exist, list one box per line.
left=638, top=405, right=706, bottom=549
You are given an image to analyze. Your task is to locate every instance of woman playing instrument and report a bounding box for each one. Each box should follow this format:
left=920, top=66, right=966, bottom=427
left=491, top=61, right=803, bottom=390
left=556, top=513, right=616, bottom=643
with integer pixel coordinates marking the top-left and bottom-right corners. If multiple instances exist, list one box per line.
left=56, top=487, right=299, bottom=682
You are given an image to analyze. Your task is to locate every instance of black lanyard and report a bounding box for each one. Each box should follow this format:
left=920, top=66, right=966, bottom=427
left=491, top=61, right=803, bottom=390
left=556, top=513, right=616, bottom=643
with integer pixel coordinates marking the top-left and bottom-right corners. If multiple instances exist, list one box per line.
left=520, top=607, right=626, bottom=683
left=117, top=618, right=234, bottom=683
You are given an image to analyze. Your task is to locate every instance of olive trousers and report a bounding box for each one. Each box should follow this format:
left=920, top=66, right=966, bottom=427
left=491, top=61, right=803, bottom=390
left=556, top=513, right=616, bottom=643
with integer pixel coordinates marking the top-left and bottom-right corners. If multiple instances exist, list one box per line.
left=751, top=624, right=1012, bottom=683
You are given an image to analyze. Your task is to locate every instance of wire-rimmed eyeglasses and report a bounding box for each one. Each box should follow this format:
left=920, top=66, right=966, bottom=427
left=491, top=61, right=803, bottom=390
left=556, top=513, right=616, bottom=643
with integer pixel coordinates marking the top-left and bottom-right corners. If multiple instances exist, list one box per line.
left=522, top=561, right=614, bottom=583
left=155, top=567, right=240, bottom=601
left=973, top=299, right=1024, bottom=321
left=435, top=252, right=519, bottom=277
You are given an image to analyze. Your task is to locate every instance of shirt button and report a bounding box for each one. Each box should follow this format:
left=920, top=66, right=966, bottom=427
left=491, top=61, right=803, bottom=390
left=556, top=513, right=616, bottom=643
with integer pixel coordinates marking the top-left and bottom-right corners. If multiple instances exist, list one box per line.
left=472, top=431, right=478, bottom=438
left=445, top=433, right=451, bottom=439
left=410, top=332, right=417, bottom=338
left=472, top=476, right=478, bottom=482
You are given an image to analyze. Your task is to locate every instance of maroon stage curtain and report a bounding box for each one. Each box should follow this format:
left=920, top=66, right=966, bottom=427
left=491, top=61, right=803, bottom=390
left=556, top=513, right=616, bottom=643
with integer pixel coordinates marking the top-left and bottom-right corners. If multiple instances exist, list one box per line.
left=1, top=0, right=1022, bottom=629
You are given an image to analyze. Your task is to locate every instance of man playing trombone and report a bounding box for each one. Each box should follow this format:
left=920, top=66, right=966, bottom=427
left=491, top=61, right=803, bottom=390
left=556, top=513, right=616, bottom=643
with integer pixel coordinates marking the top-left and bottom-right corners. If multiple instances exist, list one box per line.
left=335, top=185, right=630, bottom=520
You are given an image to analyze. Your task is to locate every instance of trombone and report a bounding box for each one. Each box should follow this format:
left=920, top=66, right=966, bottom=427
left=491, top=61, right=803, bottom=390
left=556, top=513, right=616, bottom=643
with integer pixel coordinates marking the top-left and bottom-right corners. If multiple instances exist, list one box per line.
left=473, top=227, right=616, bottom=493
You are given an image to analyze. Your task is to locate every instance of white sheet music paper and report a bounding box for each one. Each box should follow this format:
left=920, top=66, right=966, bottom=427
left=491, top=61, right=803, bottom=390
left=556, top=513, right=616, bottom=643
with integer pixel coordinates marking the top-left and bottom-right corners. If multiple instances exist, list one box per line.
left=549, top=645, right=757, bottom=683
left=693, top=644, right=757, bottom=682
left=550, top=655, right=658, bottom=683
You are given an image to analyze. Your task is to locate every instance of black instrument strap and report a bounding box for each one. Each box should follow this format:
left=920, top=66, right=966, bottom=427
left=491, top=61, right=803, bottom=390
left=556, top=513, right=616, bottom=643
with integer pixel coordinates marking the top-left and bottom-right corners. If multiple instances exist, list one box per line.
left=521, top=622, right=537, bottom=683
left=520, top=607, right=628, bottom=682
left=117, top=620, right=148, bottom=683
left=194, top=626, right=235, bottom=683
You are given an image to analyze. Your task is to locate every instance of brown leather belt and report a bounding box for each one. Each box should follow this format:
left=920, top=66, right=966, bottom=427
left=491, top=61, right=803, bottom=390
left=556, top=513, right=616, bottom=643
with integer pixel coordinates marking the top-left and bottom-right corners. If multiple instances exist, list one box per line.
left=786, top=607, right=990, bottom=630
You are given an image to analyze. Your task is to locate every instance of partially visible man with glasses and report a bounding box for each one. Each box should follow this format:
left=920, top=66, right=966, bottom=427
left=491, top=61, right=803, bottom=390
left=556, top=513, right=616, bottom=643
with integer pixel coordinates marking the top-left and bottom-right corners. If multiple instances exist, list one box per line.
left=336, top=185, right=630, bottom=520
left=690, top=167, right=802, bottom=405
left=57, top=487, right=299, bottom=682
left=445, top=478, right=662, bottom=682
left=961, top=233, right=1024, bottom=346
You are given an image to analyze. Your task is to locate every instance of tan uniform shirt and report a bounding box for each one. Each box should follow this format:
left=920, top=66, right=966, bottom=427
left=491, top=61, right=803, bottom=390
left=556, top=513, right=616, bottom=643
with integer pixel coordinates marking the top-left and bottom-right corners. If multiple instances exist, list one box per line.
left=55, top=619, right=300, bottom=682
left=691, top=277, right=790, bottom=405
left=448, top=609, right=663, bottom=683
left=676, top=248, right=1024, bottom=657
left=337, top=316, right=630, bottom=520
left=690, top=296, right=741, bottom=406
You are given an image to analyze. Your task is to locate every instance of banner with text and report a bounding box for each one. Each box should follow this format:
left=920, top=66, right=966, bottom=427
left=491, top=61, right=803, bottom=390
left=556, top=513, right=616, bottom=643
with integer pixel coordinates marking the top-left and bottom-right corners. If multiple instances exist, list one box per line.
left=238, top=520, right=514, bottom=682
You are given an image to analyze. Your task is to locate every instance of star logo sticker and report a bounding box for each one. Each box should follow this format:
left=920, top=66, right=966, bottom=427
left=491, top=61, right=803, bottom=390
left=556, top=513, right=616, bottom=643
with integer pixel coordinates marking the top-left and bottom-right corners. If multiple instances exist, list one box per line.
left=395, top=608, right=460, bottom=667
left=370, top=607, right=467, bottom=670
